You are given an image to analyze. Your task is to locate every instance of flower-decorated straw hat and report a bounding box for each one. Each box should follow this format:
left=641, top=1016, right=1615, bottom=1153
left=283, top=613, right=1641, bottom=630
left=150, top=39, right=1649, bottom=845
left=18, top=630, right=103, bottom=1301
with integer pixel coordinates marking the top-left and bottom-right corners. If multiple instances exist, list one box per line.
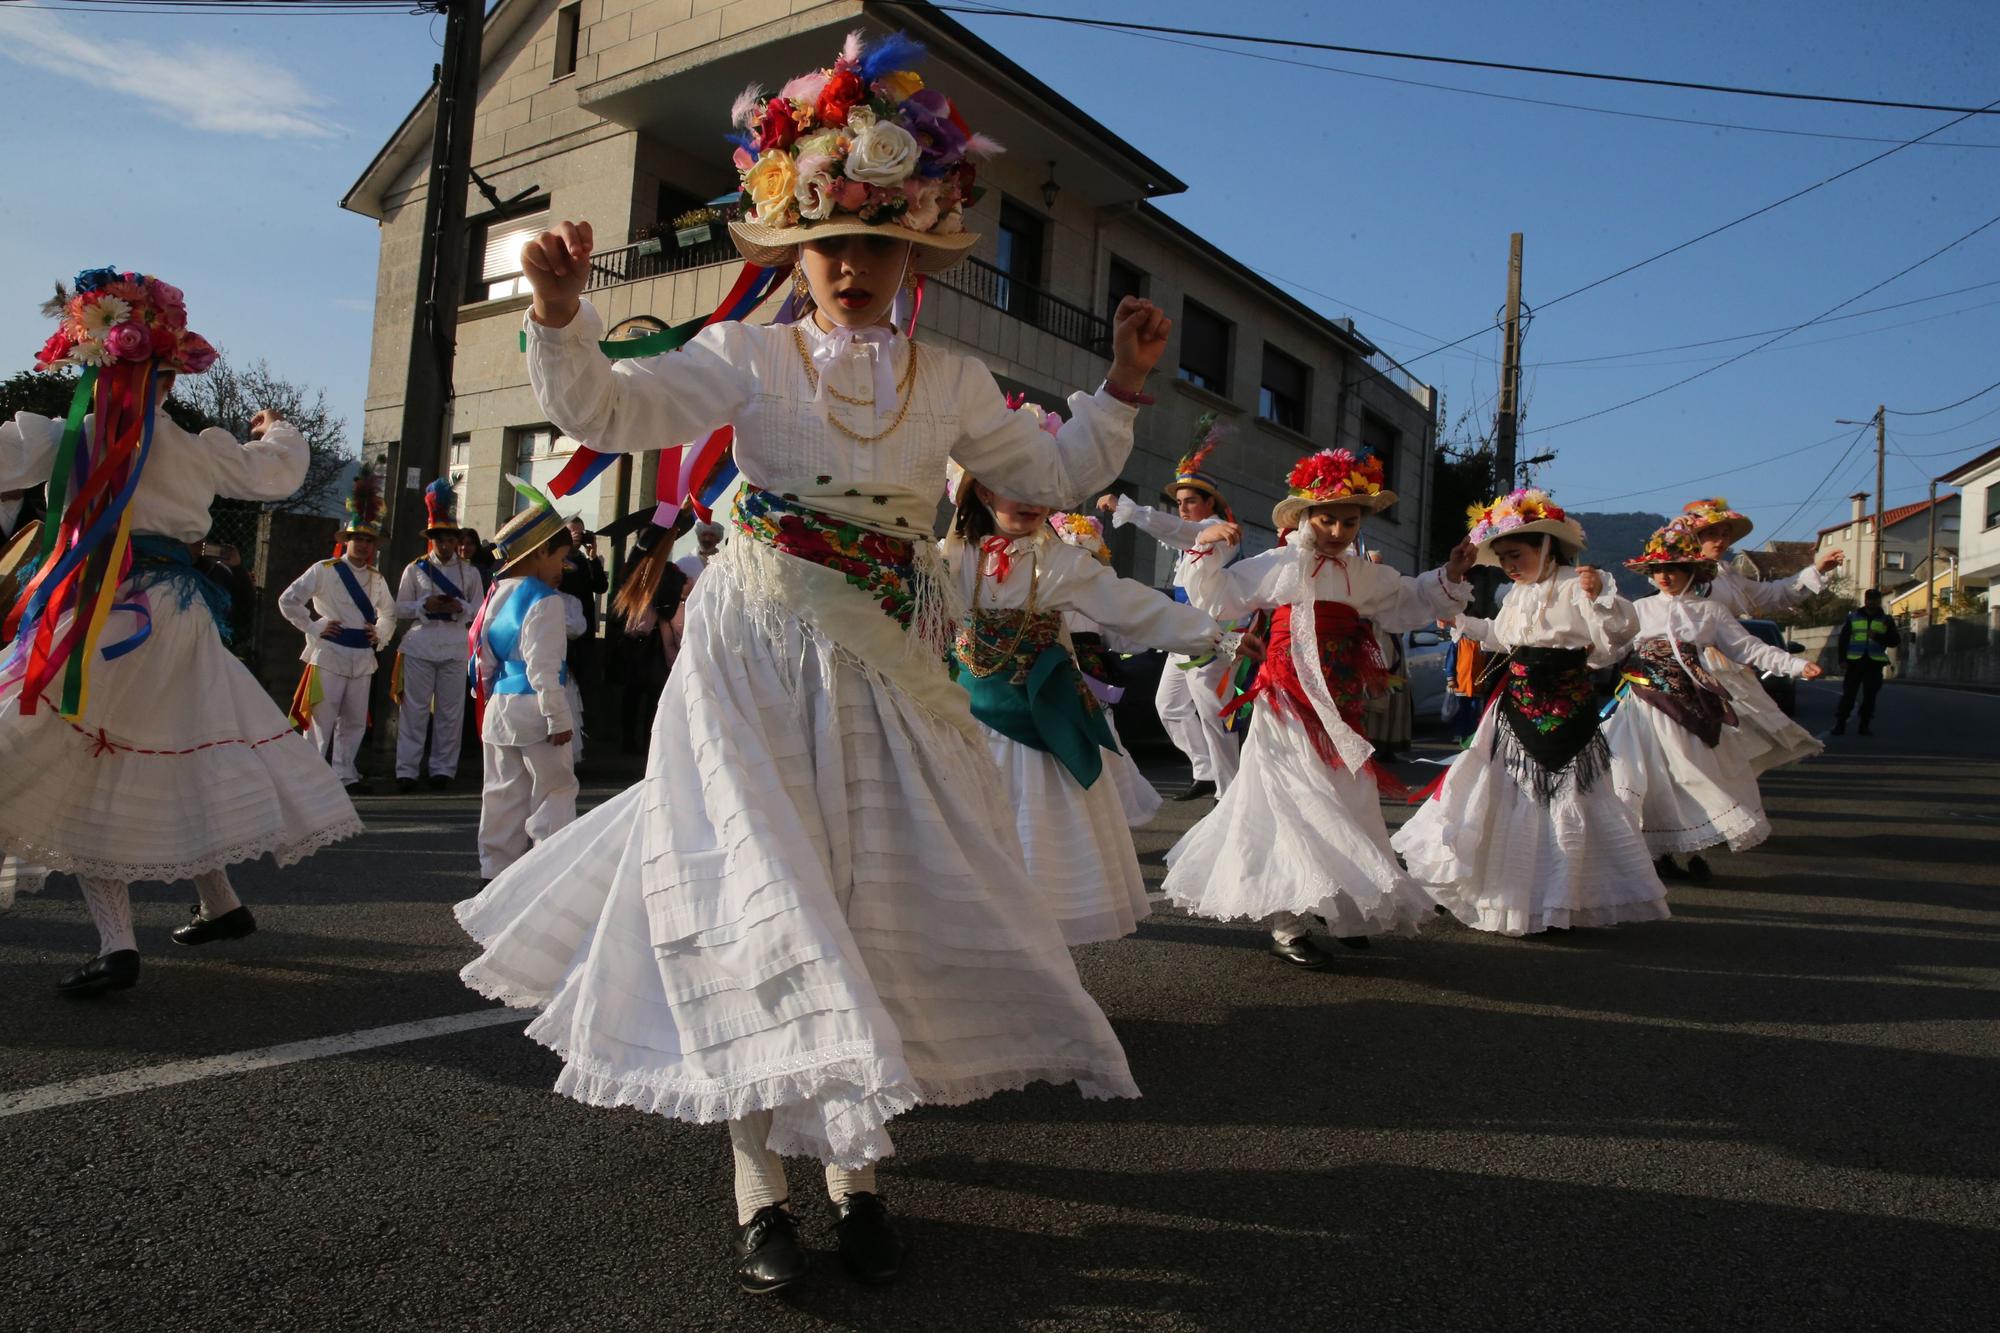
left=725, top=31, right=997, bottom=274
left=1679, top=496, right=1753, bottom=549
left=1271, top=448, right=1395, bottom=530
left=1049, top=511, right=1113, bottom=565
left=1162, top=414, right=1232, bottom=508
left=1625, top=518, right=1717, bottom=578
left=34, top=266, right=218, bottom=377
left=1465, top=487, right=1587, bottom=564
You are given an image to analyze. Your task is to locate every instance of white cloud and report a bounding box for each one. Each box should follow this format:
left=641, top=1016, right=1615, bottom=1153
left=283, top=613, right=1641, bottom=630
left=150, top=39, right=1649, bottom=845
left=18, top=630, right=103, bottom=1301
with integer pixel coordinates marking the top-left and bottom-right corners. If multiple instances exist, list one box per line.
left=0, top=10, right=345, bottom=140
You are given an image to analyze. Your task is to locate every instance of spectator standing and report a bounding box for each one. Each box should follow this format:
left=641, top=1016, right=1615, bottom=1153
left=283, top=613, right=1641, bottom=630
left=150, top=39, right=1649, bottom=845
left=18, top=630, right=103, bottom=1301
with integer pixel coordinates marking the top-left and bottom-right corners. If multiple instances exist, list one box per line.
left=558, top=515, right=608, bottom=738
left=1833, top=588, right=1900, bottom=736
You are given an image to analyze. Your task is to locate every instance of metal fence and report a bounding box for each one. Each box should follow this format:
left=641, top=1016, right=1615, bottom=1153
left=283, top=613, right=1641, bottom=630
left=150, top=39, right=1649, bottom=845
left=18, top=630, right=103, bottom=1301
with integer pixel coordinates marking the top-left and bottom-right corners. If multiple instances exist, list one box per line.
left=582, top=232, right=740, bottom=293
left=931, top=256, right=1112, bottom=354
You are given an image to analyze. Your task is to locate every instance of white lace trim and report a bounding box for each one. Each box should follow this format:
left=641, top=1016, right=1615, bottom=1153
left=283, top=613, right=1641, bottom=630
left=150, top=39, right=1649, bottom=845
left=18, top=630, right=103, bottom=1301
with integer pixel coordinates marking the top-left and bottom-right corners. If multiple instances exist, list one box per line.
left=0, top=815, right=363, bottom=885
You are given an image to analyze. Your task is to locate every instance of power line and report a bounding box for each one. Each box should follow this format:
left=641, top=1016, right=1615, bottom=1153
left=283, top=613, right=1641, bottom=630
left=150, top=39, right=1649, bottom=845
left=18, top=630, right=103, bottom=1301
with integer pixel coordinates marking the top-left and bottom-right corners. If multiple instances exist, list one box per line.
left=1766, top=424, right=1876, bottom=542
left=0, top=1, right=424, bottom=13
left=1526, top=207, right=2000, bottom=436
left=1564, top=427, right=1857, bottom=506
left=901, top=1, right=2000, bottom=116
left=1886, top=377, right=2000, bottom=416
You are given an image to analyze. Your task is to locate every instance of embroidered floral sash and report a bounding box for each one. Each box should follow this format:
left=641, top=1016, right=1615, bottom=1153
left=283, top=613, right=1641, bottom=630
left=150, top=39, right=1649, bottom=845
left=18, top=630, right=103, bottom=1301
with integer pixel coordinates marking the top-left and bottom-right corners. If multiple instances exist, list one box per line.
left=1491, top=645, right=1608, bottom=803
left=1233, top=601, right=1388, bottom=774
left=1623, top=640, right=1737, bottom=747
left=732, top=487, right=919, bottom=631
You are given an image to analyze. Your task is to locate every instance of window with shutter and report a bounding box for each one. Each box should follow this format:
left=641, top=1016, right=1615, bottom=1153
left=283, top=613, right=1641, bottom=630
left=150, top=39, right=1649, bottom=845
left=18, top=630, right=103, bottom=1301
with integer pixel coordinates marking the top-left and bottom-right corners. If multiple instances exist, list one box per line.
left=1259, top=344, right=1308, bottom=432
left=1178, top=300, right=1230, bottom=394
left=472, top=207, right=551, bottom=301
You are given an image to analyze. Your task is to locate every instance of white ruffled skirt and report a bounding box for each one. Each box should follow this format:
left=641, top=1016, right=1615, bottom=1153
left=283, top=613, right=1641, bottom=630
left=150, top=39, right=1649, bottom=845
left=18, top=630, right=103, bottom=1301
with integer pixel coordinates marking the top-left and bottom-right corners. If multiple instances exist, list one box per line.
left=1163, top=710, right=1437, bottom=935
left=1391, top=706, right=1668, bottom=936
left=1605, top=697, right=1770, bottom=854
left=454, top=560, right=1138, bottom=1168
left=1708, top=651, right=1821, bottom=774
left=0, top=588, right=361, bottom=902
left=1102, top=712, right=1163, bottom=828
left=982, top=727, right=1149, bottom=946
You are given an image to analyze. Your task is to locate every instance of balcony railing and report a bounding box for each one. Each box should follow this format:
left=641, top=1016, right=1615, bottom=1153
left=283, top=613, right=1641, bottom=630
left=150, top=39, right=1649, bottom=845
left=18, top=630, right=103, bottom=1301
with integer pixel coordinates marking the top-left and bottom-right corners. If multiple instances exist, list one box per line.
left=569, top=238, right=1110, bottom=356
left=582, top=231, right=740, bottom=292
left=933, top=255, right=1110, bottom=355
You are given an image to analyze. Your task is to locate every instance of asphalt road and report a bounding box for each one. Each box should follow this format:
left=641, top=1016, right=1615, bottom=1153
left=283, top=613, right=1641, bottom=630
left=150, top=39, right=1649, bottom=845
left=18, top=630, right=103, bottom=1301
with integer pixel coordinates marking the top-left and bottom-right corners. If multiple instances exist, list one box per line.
left=3, top=678, right=1996, bottom=1331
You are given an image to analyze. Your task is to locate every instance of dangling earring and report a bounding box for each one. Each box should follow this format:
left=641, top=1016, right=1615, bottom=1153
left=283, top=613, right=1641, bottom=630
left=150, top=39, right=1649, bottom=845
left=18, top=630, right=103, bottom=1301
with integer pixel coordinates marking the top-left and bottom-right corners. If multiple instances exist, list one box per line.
left=792, top=267, right=812, bottom=302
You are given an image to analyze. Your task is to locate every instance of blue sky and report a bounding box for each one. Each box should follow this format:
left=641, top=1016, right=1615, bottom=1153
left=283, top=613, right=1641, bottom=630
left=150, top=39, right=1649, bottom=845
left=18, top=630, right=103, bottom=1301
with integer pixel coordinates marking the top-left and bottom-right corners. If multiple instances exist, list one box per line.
left=3, top=0, right=1996, bottom=545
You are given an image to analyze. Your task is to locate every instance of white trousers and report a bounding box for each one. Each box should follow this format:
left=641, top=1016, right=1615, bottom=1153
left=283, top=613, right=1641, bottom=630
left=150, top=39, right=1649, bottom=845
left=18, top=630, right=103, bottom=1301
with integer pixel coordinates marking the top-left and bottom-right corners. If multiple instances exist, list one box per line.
left=308, top=669, right=372, bottom=784
left=1155, top=652, right=1240, bottom=790
left=395, top=655, right=468, bottom=779
left=477, top=739, right=579, bottom=878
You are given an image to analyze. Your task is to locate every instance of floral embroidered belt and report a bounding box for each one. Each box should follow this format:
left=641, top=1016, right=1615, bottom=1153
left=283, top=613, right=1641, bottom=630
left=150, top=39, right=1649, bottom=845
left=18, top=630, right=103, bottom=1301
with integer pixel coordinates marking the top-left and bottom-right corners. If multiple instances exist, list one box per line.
left=951, top=609, right=1113, bottom=787
left=1622, top=640, right=1736, bottom=747
left=731, top=487, right=917, bottom=631
left=1491, top=645, right=1607, bottom=802
left=953, top=608, right=1067, bottom=686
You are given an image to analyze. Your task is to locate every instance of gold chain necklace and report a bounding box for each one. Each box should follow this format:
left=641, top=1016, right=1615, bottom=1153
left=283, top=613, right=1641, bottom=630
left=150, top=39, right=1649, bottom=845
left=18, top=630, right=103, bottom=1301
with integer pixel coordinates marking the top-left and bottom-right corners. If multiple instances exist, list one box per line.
left=792, top=323, right=920, bottom=445
left=960, top=547, right=1042, bottom=678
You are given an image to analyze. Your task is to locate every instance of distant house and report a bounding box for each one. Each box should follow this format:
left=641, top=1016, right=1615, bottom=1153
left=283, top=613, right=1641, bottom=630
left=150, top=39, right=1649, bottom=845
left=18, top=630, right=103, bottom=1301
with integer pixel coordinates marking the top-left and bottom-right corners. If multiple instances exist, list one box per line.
left=1745, top=540, right=1813, bottom=583
left=1813, top=492, right=1958, bottom=597
left=1940, top=443, right=2000, bottom=611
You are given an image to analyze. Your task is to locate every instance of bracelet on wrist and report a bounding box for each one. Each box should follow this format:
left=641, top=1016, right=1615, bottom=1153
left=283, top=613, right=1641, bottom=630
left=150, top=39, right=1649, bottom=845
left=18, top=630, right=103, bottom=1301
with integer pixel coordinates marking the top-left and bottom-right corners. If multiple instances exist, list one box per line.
left=1101, top=380, right=1155, bottom=406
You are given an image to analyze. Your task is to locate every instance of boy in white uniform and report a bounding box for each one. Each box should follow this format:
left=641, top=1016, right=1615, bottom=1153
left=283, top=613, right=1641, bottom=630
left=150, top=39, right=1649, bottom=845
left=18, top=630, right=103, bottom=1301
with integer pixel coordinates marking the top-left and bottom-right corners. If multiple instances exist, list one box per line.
left=474, top=480, right=580, bottom=880
left=393, top=479, right=483, bottom=791
left=279, top=470, right=397, bottom=794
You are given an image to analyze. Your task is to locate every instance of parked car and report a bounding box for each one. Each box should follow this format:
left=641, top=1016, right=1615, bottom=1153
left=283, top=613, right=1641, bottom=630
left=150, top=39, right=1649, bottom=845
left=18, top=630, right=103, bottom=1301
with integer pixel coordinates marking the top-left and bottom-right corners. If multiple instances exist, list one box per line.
left=1739, top=618, right=1805, bottom=715
left=1404, top=626, right=1451, bottom=723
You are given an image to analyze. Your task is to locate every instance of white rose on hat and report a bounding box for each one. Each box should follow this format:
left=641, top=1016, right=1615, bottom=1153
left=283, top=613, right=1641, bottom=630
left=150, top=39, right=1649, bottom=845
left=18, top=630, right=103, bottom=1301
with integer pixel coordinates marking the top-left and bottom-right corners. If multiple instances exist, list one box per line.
left=845, top=116, right=922, bottom=186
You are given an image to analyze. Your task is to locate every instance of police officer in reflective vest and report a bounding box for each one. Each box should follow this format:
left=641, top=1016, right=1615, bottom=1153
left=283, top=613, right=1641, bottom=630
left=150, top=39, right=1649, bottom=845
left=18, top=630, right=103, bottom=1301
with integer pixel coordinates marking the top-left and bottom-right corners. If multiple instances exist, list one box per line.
left=1833, top=588, right=1899, bottom=736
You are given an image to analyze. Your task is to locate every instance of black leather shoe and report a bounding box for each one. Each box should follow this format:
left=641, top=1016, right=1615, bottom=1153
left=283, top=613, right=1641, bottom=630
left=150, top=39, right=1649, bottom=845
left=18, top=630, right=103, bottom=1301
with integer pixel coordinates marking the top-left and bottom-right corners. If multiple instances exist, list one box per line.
left=1173, top=779, right=1217, bottom=802
left=429, top=774, right=451, bottom=791
left=1269, top=935, right=1332, bottom=970
left=1654, top=854, right=1686, bottom=882
left=171, top=905, right=257, bottom=947
left=1333, top=935, right=1373, bottom=950
left=1685, top=854, right=1712, bottom=885
left=397, top=777, right=418, bottom=794
left=56, top=950, right=140, bottom=996
left=831, top=1192, right=904, bottom=1285
left=732, top=1204, right=807, bottom=1294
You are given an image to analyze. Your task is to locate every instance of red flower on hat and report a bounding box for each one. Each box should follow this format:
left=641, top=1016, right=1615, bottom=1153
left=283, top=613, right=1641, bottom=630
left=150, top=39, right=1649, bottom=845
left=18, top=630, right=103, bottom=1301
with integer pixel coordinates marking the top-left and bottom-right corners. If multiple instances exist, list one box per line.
left=756, top=97, right=803, bottom=152
left=816, top=68, right=866, bottom=126
left=34, top=330, right=73, bottom=371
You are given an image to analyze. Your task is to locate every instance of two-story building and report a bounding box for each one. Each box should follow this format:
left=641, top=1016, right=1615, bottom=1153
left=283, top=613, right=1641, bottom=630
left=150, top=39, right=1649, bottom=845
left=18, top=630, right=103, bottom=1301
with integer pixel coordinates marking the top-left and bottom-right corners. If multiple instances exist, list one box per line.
left=1813, top=491, right=1959, bottom=597
left=342, top=0, right=1440, bottom=591
left=1938, top=443, right=2000, bottom=613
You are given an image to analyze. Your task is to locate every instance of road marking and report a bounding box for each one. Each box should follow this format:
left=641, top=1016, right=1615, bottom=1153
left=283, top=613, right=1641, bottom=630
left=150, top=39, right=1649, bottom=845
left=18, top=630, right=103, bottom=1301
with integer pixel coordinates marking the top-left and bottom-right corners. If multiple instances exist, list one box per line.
left=0, top=1008, right=526, bottom=1120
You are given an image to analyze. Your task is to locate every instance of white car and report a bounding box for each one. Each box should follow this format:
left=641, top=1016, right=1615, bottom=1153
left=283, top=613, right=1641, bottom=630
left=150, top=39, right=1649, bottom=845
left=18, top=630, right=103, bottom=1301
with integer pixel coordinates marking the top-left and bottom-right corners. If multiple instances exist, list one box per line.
left=1403, top=626, right=1451, bottom=722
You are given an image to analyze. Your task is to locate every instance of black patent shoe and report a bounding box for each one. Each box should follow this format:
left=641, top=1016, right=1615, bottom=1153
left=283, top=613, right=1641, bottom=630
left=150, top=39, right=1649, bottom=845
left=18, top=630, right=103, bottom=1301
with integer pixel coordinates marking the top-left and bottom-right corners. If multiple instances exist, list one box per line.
left=428, top=774, right=451, bottom=791
left=1269, top=935, right=1332, bottom=970
left=1334, top=935, right=1373, bottom=951
left=397, top=777, right=418, bottom=794
left=171, top=905, right=257, bottom=947
left=732, top=1204, right=807, bottom=1295
left=831, top=1192, right=904, bottom=1285
left=1173, top=779, right=1217, bottom=802
left=1654, top=854, right=1686, bottom=882
left=1685, top=854, right=1713, bottom=885
left=56, top=950, right=140, bottom=996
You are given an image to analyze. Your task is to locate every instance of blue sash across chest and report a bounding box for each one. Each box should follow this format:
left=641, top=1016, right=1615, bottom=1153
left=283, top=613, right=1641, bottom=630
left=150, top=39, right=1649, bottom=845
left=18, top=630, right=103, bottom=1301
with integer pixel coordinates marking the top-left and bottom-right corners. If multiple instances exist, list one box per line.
left=329, top=560, right=377, bottom=649
left=416, top=558, right=466, bottom=619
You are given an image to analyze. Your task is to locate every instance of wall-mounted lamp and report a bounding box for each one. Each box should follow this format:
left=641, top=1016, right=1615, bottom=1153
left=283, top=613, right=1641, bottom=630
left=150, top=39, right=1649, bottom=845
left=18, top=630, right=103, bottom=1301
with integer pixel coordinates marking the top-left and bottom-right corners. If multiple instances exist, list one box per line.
left=1041, top=160, right=1060, bottom=210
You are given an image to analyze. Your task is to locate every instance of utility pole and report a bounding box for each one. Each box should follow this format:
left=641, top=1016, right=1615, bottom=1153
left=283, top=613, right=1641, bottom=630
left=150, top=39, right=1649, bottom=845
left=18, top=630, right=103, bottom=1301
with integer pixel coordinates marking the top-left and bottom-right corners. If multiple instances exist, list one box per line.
left=1872, top=403, right=1887, bottom=593
left=1924, top=476, right=1939, bottom=621
left=1493, top=232, right=1524, bottom=489
left=383, top=0, right=483, bottom=580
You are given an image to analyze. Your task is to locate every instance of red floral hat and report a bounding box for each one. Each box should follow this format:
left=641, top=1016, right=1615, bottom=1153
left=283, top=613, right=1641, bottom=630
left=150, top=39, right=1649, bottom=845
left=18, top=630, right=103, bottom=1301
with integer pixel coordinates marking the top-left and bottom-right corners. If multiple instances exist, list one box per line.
left=1272, top=449, right=1394, bottom=529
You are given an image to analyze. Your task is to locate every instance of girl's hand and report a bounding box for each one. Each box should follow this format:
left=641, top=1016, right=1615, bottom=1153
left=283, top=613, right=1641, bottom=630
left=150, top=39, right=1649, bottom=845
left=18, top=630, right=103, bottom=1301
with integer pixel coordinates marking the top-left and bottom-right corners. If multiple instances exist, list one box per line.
left=550, top=729, right=574, bottom=747
left=1196, top=521, right=1240, bottom=547
left=249, top=409, right=283, bottom=438
left=1816, top=548, right=1845, bottom=574
left=1577, top=565, right=1605, bottom=599
left=1107, top=297, right=1170, bottom=391
left=1444, top=538, right=1477, bottom=582
left=1801, top=662, right=1825, bottom=680
left=1095, top=493, right=1118, bottom=514
left=523, top=220, right=595, bottom=328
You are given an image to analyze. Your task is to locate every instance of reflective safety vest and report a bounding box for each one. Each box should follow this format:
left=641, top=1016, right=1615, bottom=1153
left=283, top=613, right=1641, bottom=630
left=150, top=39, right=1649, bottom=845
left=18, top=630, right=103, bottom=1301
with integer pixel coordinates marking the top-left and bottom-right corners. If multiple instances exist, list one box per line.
left=1845, top=613, right=1891, bottom=663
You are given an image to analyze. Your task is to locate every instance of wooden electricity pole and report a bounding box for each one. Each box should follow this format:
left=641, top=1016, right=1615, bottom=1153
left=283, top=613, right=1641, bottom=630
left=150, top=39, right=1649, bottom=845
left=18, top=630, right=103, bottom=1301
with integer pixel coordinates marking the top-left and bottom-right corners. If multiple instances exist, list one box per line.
left=1493, top=233, right=1524, bottom=489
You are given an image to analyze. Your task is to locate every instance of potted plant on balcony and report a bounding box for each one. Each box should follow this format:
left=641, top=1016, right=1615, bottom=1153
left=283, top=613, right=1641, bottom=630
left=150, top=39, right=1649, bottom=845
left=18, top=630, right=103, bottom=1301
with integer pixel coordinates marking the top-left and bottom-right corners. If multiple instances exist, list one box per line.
left=673, top=206, right=724, bottom=249
left=632, top=223, right=665, bottom=259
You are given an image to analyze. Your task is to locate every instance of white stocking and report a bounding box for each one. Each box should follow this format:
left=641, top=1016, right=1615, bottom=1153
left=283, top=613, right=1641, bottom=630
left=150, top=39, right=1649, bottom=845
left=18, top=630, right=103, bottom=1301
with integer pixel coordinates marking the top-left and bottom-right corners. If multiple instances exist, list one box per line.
left=728, top=1112, right=790, bottom=1225
left=824, top=1162, right=879, bottom=1203
left=77, top=877, right=138, bottom=956
left=193, top=870, right=242, bottom=920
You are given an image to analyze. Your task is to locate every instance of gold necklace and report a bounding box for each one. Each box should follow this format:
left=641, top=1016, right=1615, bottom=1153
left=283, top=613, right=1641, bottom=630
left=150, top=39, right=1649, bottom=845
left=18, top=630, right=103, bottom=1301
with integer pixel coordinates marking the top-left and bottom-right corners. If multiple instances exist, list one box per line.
left=792, top=323, right=920, bottom=445
left=960, top=547, right=1042, bottom=678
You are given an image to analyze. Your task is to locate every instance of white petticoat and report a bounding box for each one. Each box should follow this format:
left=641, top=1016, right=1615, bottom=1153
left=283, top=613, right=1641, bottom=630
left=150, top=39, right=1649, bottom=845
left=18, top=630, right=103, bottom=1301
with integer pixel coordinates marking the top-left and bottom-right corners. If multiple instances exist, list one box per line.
left=982, top=725, right=1150, bottom=947
left=1604, top=697, right=1770, bottom=855
left=454, top=560, right=1139, bottom=1169
left=1708, top=652, right=1821, bottom=774
left=1163, top=711, right=1437, bottom=935
left=1391, top=706, right=1669, bottom=936
left=1102, top=711, right=1163, bottom=828
left=0, top=590, right=361, bottom=898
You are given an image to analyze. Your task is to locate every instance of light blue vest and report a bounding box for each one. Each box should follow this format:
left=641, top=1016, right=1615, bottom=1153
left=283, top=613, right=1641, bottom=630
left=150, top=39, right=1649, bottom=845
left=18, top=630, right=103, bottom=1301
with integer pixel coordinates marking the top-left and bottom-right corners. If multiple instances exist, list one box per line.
left=487, top=579, right=569, bottom=695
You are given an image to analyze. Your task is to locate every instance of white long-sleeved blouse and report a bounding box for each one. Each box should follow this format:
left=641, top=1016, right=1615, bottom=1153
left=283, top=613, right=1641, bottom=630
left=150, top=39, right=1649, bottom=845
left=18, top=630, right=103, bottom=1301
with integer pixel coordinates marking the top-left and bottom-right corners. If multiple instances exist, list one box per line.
left=1630, top=593, right=1809, bottom=678
left=1455, top=567, right=1638, bottom=670
left=1701, top=561, right=1825, bottom=618
left=1183, top=531, right=1467, bottom=633
left=1107, top=494, right=1239, bottom=594
left=949, top=532, right=1221, bottom=659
